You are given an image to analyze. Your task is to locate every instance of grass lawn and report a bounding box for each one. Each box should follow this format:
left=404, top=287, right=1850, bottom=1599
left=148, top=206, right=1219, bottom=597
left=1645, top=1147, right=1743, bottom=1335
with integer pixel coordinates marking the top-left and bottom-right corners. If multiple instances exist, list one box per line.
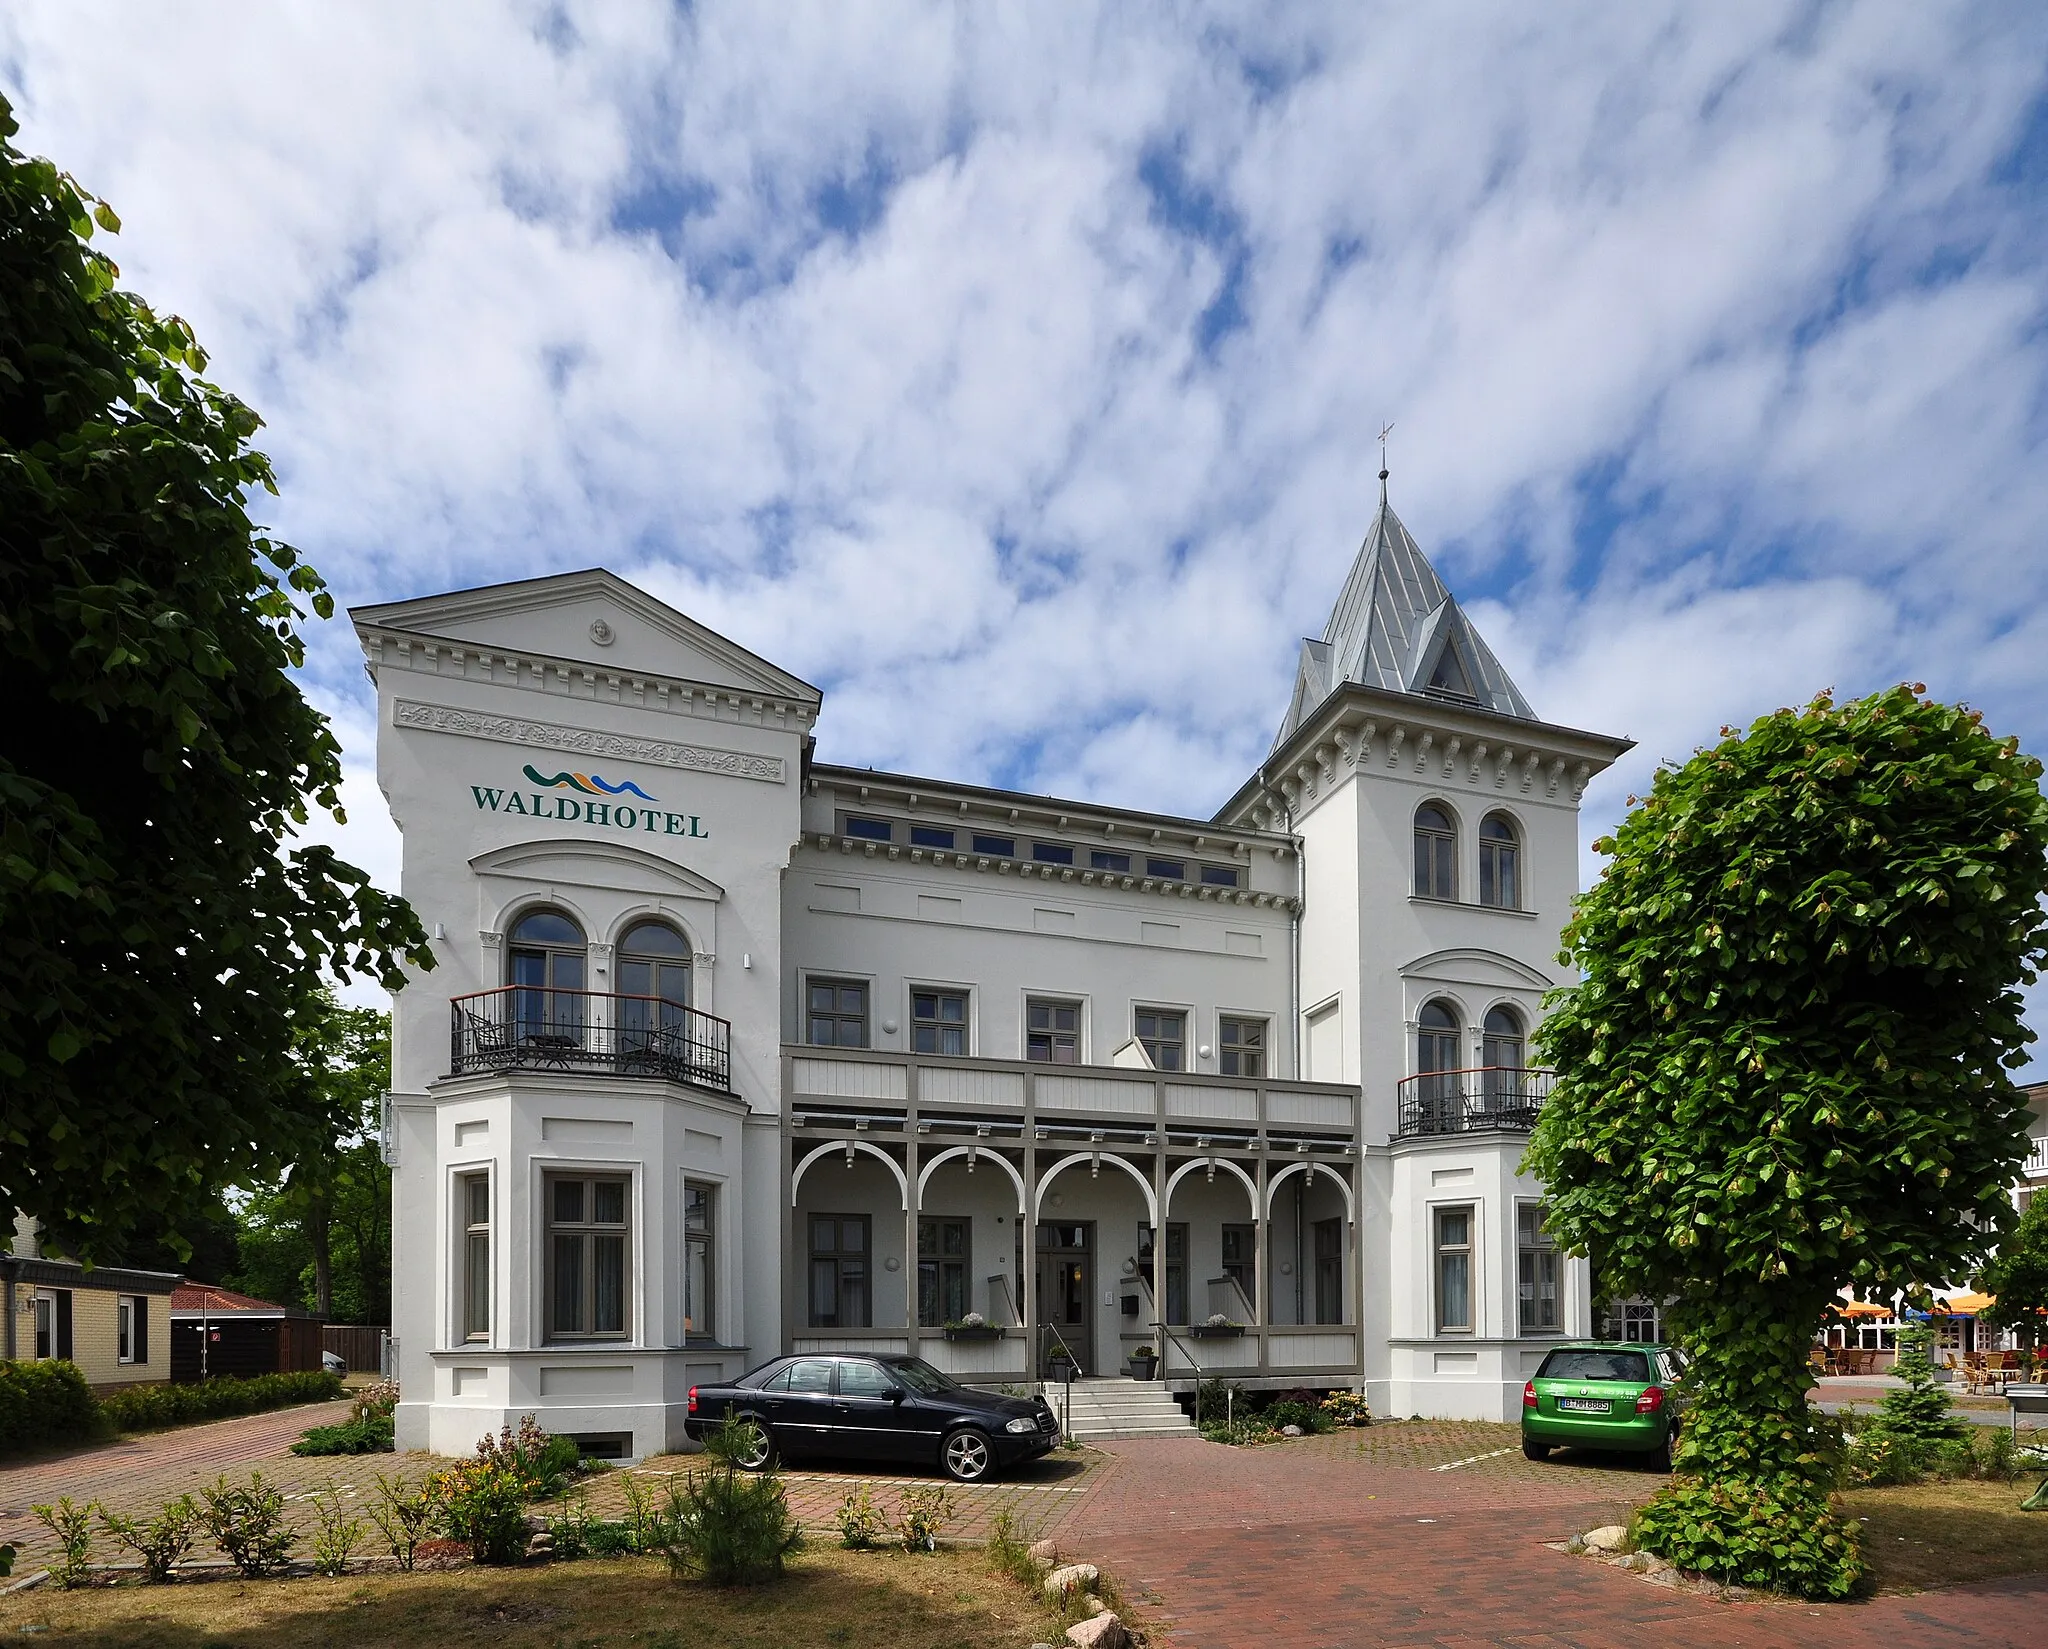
left=0, top=1548, right=1069, bottom=1647
left=1847, top=1475, right=2048, bottom=1594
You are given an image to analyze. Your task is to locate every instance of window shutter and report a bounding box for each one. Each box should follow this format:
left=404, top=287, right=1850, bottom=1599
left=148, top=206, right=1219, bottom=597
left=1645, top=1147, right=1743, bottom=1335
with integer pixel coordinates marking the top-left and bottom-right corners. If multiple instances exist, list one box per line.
left=133, top=1296, right=150, bottom=1364
left=56, top=1290, right=74, bottom=1361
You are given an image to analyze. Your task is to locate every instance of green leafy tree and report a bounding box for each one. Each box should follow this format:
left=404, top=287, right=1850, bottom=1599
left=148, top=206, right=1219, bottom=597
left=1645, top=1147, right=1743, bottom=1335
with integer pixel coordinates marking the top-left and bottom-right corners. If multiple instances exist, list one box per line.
left=1526, top=686, right=2048, bottom=1598
left=0, top=101, right=430, bottom=1258
left=1979, top=1191, right=2048, bottom=1380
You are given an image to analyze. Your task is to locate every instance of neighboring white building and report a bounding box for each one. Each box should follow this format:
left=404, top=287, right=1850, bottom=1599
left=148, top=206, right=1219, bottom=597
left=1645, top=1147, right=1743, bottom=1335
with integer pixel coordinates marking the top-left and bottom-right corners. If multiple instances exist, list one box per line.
left=359, top=496, right=1632, bottom=1459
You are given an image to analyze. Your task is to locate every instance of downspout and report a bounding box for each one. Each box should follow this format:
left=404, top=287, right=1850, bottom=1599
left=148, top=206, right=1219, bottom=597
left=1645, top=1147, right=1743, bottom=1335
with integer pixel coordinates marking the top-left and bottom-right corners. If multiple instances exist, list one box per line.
left=1, top=1255, right=16, bottom=1361
left=1255, top=763, right=1306, bottom=1080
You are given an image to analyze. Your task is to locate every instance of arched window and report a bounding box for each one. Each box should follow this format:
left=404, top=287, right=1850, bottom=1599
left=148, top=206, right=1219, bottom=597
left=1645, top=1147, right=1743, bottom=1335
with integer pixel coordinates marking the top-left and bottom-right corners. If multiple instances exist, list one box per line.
left=1418, top=1000, right=1461, bottom=1076
left=618, top=921, right=690, bottom=1007
left=509, top=909, right=586, bottom=1042
left=1479, top=813, right=1520, bottom=909
left=1482, top=1005, right=1525, bottom=1070
left=1414, top=805, right=1457, bottom=901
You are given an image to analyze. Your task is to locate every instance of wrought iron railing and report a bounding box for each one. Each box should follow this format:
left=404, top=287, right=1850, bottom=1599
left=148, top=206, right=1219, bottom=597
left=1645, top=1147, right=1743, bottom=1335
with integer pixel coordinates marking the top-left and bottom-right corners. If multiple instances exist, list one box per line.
left=2026, top=1136, right=2048, bottom=1179
left=1395, top=1066, right=1553, bottom=1137
left=450, top=987, right=730, bottom=1090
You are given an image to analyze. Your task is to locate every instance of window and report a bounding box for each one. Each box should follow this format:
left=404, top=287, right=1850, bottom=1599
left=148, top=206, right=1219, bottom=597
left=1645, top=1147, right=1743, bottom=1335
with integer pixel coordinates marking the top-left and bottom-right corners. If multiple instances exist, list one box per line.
left=118, top=1297, right=134, bottom=1364
left=910, top=825, right=956, bottom=850
left=1413, top=806, right=1457, bottom=900
left=1220, top=1224, right=1256, bottom=1303
left=838, top=1359, right=898, bottom=1397
left=1418, top=1000, right=1461, bottom=1078
left=618, top=923, right=690, bottom=1061
left=1219, top=1016, right=1266, bottom=1078
left=1026, top=998, right=1081, bottom=1063
left=807, top=978, right=869, bottom=1047
left=971, top=833, right=1015, bottom=857
left=809, top=1215, right=870, bottom=1327
left=1517, top=1204, right=1559, bottom=1334
left=1537, top=1347, right=1649, bottom=1382
left=460, top=1173, right=491, bottom=1341
left=1032, top=842, right=1074, bottom=865
left=843, top=814, right=892, bottom=841
left=1435, top=1206, right=1473, bottom=1332
left=1090, top=850, right=1131, bottom=873
left=911, top=990, right=967, bottom=1056
left=1138, top=1223, right=1189, bottom=1324
left=918, top=1218, right=969, bottom=1326
left=1479, top=814, right=1520, bottom=908
left=509, top=909, right=586, bottom=1040
left=1314, top=1218, right=1345, bottom=1324
left=546, top=1174, right=629, bottom=1340
left=130, top=1296, right=149, bottom=1365
left=1146, top=856, right=1186, bottom=880
left=1135, top=1009, right=1185, bottom=1072
left=763, top=1358, right=836, bottom=1392
left=1482, top=1006, right=1527, bottom=1107
left=1200, top=864, right=1240, bottom=888
left=684, top=1181, right=714, bottom=1341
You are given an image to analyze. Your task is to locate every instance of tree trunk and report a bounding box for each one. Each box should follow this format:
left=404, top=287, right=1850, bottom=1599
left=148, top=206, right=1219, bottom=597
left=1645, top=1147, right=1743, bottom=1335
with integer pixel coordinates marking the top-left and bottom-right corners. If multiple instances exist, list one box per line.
left=308, top=1190, right=332, bottom=1318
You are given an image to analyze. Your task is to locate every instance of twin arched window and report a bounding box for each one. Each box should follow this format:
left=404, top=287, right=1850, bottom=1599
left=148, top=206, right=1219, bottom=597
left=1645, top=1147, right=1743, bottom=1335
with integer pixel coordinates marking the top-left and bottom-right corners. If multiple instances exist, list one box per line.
left=1413, top=805, right=1522, bottom=909
left=508, top=908, right=690, bottom=1005
left=1418, top=999, right=1527, bottom=1075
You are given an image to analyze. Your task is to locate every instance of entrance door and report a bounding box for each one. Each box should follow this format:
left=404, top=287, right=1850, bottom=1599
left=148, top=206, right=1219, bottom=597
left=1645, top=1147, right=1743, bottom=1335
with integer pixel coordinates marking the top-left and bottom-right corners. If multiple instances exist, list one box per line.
left=1031, top=1222, right=1094, bottom=1377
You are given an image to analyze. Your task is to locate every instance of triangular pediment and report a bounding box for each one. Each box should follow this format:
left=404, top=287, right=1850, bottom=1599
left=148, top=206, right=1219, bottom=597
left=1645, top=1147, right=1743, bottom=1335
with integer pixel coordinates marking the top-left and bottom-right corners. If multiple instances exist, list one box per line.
left=470, top=838, right=726, bottom=903
left=352, top=569, right=819, bottom=706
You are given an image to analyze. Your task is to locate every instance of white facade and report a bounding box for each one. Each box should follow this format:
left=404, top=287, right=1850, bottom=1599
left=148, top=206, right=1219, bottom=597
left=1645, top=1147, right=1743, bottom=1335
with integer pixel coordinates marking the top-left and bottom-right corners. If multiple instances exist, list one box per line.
left=362, top=504, right=1631, bottom=1458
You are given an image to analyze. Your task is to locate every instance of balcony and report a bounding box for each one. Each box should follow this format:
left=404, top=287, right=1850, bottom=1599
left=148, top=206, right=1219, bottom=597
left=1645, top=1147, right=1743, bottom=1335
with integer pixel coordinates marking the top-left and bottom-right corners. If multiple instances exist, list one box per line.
left=2025, top=1136, right=2048, bottom=1180
left=450, top=987, right=730, bottom=1091
left=1395, top=1067, right=1553, bottom=1138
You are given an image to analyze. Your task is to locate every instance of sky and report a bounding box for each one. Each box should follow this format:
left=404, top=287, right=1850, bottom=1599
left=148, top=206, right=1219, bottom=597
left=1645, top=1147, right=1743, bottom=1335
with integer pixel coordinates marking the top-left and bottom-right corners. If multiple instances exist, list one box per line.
left=6, top=2, right=2048, bottom=1068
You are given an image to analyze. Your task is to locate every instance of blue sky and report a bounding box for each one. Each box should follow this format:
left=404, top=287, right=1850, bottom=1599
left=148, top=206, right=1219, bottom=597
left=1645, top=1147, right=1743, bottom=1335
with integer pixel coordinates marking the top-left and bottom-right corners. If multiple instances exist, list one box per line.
left=7, top=2, right=2048, bottom=1068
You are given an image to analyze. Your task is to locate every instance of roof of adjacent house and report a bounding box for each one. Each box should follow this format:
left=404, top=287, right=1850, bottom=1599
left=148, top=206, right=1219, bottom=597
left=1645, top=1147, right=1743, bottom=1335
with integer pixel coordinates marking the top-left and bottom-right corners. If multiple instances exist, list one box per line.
left=169, top=1283, right=287, bottom=1314
left=1273, top=495, right=1536, bottom=749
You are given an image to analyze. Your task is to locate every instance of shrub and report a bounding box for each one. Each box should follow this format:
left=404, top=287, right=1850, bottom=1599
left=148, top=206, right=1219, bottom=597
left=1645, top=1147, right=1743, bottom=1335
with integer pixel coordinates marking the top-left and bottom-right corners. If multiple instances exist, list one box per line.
left=0, top=1361, right=105, bottom=1455
left=1198, top=1418, right=1275, bottom=1446
left=349, top=1380, right=401, bottom=1424
left=98, top=1495, right=197, bottom=1583
left=308, top=1485, right=365, bottom=1576
left=475, top=1414, right=583, bottom=1499
left=984, top=1510, right=1038, bottom=1589
left=542, top=1493, right=602, bottom=1560
left=835, top=1484, right=886, bottom=1550
left=99, top=1370, right=344, bottom=1434
left=896, top=1485, right=954, bottom=1552
left=1320, top=1391, right=1372, bottom=1428
left=31, top=1497, right=97, bottom=1588
left=1632, top=1479, right=1864, bottom=1600
left=647, top=1415, right=802, bottom=1584
left=198, top=1472, right=297, bottom=1577
left=1260, top=1399, right=1329, bottom=1435
left=433, top=1459, right=531, bottom=1566
left=1192, top=1376, right=1248, bottom=1429
left=619, top=1472, right=661, bottom=1553
left=365, top=1473, right=440, bottom=1572
left=291, top=1415, right=395, bottom=1455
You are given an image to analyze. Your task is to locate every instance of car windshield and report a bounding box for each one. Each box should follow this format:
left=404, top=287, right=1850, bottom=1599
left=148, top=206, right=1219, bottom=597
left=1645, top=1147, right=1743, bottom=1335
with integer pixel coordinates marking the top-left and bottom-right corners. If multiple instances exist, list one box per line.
left=1539, top=1349, right=1651, bottom=1382
left=888, top=1358, right=959, bottom=1395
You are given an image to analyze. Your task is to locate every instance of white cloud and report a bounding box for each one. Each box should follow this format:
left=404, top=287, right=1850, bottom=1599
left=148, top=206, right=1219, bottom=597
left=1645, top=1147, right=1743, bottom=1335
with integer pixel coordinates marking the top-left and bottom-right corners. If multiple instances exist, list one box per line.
left=5, top=0, right=2046, bottom=1065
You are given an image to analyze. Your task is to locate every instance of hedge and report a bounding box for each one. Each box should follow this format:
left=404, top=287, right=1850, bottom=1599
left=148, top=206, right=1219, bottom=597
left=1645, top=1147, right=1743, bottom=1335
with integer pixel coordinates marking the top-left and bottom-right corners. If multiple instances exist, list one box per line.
left=0, top=1359, right=107, bottom=1455
left=97, top=1370, right=344, bottom=1433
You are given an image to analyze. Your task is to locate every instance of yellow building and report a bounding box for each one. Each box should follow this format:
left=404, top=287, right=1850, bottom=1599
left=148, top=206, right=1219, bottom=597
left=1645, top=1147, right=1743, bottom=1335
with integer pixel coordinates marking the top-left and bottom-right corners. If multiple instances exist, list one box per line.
left=4, top=1214, right=178, bottom=1392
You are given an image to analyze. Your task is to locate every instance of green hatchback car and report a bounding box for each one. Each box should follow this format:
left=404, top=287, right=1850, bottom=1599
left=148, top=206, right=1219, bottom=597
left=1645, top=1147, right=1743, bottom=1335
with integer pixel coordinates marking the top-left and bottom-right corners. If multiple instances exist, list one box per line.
left=1521, top=1342, right=1688, bottom=1470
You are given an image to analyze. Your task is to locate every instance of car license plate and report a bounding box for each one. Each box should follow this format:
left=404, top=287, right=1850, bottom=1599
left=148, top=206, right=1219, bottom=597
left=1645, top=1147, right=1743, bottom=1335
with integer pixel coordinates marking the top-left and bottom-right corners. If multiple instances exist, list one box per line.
left=1558, top=1397, right=1609, bottom=1413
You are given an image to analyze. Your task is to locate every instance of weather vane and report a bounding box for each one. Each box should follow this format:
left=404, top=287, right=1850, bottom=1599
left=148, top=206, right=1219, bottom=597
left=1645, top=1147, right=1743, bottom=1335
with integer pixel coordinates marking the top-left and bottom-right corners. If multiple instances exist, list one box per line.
left=1378, top=421, right=1394, bottom=503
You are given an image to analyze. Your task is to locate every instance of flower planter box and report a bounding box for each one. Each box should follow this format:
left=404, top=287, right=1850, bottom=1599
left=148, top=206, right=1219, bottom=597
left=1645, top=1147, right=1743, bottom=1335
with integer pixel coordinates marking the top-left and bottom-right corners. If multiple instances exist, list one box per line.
left=1191, top=1325, right=1246, bottom=1339
left=944, top=1325, right=1005, bottom=1342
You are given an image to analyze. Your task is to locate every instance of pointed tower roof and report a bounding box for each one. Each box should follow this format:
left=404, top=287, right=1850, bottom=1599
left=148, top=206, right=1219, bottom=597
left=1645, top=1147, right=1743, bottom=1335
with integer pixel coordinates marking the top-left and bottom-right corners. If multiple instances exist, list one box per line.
left=1272, top=499, right=1534, bottom=749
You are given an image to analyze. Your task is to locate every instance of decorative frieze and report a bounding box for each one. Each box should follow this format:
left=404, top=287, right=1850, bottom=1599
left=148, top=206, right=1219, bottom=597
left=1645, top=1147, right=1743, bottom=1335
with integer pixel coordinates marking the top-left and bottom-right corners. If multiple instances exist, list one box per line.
left=393, top=699, right=785, bottom=784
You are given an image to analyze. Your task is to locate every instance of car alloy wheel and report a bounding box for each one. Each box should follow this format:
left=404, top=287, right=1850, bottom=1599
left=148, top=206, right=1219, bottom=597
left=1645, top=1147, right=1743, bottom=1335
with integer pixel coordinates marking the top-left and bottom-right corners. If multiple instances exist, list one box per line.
left=731, top=1420, right=773, bottom=1471
left=943, top=1427, right=993, bottom=1482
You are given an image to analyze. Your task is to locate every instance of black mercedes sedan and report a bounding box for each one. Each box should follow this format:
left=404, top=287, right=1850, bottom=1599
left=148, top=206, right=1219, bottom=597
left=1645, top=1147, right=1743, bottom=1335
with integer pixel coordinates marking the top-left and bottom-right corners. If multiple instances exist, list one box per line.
left=685, top=1352, right=1059, bottom=1481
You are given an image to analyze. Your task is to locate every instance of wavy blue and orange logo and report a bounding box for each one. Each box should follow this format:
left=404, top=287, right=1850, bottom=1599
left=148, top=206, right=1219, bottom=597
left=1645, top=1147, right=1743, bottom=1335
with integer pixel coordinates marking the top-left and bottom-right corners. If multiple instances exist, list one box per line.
left=522, top=764, right=658, bottom=802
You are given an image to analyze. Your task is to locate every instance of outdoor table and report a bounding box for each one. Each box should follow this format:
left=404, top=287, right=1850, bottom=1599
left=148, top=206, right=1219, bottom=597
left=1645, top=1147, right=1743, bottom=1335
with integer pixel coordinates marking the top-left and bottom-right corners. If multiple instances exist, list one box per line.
left=2003, top=1383, right=2048, bottom=1444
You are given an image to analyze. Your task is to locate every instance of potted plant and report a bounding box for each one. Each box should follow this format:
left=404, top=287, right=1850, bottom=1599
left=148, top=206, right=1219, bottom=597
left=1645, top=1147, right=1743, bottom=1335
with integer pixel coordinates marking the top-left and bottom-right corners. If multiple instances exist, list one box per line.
left=1048, top=1350, right=1078, bottom=1383
left=1128, top=1344, right=1159, bottom=1379
left=944, top=1312, right=1003, bottom=1342
left=1191, top=1312, right=1245, bottom=1339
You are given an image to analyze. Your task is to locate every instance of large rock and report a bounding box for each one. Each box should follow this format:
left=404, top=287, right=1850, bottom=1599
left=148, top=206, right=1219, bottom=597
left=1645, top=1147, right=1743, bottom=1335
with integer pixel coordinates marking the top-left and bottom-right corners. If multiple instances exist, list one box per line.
left=1581, top=1525, right=1629, bottom=1554
left=1066, top=1614, right=1127, bottom=1649
left=1044, top=1562, right=1100, bottom=1598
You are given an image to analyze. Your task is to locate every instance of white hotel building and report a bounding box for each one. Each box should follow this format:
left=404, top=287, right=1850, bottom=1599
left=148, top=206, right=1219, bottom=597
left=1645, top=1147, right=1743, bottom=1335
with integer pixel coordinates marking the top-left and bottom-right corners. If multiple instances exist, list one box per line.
left=359, top=498, right=1633, bottom=1459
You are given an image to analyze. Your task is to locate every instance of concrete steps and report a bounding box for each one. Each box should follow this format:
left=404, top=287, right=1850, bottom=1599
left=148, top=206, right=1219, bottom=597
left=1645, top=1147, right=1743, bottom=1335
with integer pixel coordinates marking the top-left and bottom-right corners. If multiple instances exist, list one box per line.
left=1045, top=1377, right=1198, bottom=1441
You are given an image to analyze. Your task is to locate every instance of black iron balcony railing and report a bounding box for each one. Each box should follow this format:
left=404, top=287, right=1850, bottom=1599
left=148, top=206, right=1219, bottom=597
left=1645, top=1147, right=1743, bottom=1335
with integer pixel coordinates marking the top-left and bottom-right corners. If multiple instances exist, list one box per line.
left=450, top=987, right=731, bottom=1090
left=1395, top=1066, right=1553, bottom=1137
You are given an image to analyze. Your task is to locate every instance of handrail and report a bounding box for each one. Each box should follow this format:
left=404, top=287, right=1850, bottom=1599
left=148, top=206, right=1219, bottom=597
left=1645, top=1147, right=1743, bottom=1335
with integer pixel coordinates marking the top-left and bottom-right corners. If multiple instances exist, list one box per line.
left=451, top=983, right=733, bottom=1032
left=1395, top=1065, right=1553, bottom=1137
left=1039, top=1323, right=1082, bottom=1441
left=449, top=985, right=731, bottom=1090
left=1159, top=1323, right=1204, bottom=1386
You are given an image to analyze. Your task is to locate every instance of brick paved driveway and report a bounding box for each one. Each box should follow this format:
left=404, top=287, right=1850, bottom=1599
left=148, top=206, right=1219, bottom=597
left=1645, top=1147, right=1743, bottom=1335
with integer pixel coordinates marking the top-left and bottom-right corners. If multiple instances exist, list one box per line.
left=1067, top=1424, right=2048, bottom=1648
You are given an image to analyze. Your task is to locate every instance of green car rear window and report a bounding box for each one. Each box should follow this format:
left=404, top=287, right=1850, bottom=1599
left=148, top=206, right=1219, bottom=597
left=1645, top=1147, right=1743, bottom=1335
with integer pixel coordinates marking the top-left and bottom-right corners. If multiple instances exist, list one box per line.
left=1537, top=1349, right=1651, bottom=1382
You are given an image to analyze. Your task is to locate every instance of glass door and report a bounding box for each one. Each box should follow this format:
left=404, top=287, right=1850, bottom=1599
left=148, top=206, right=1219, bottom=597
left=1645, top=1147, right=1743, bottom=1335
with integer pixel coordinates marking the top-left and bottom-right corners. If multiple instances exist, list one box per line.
left=1031, top=1222, right=1094, bottom=1376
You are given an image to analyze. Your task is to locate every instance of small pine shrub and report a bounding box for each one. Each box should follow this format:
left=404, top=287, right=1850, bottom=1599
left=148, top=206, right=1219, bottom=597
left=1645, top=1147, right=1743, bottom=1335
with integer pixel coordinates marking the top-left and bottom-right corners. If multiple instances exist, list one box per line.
left=896, top=1484, right=954, bottom=1552
left=365, top=1474, right=440, bottom=1572
left=0, top=1361, right=106, bottom=1455
left=98, top=1495, right=198, bottom=1583
left=835, top=1484, right=886, bottom=1550
left=197, top=1472, right=297, bottom=1577
left=647, top=1416, right=802, bottom=1584
left=31, top=1497, right=97, bottom=1588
